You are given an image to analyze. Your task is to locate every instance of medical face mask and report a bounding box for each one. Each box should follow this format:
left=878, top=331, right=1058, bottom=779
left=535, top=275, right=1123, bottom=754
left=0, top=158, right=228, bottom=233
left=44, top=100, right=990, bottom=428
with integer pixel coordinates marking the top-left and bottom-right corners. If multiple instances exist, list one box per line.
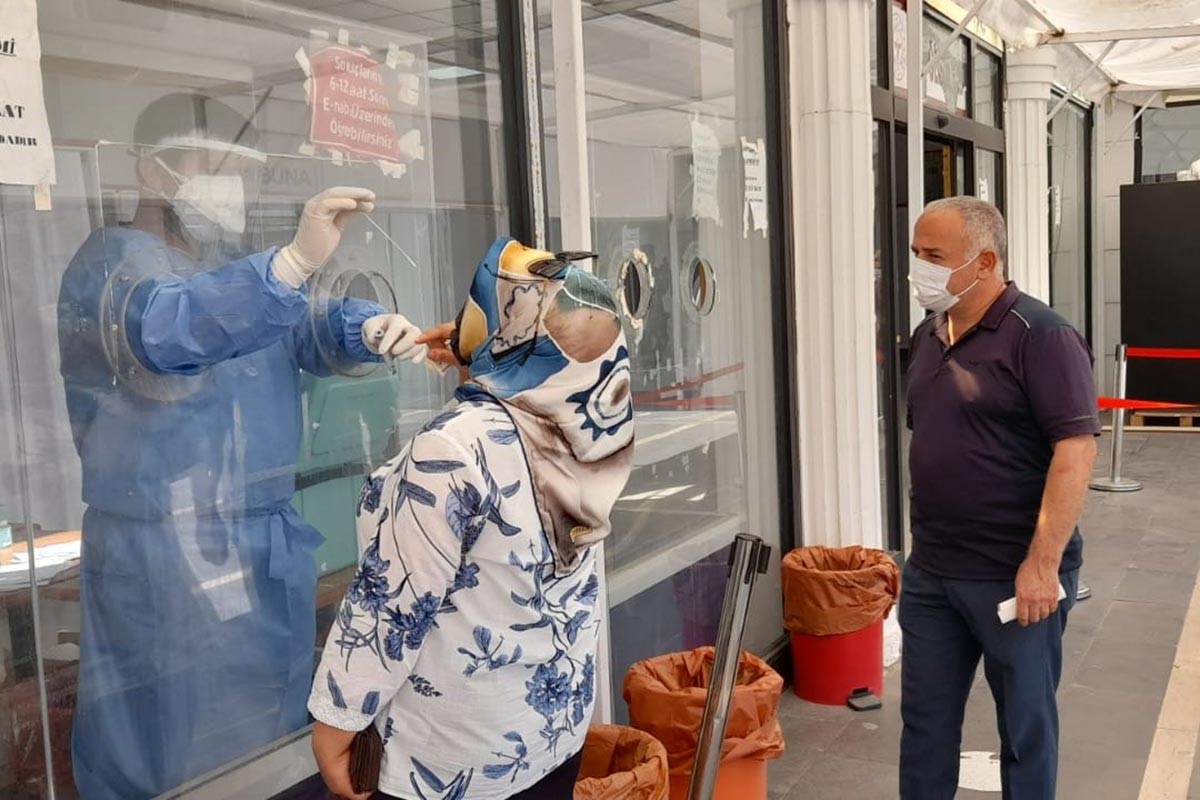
left=155, top=158, right=247, bottom=244
left=908, top=253, right=980, bottom=313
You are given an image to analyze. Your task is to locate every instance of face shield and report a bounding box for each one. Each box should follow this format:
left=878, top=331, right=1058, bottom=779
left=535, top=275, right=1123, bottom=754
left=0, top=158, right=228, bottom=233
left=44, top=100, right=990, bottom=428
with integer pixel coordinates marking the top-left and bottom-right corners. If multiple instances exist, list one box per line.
left=142, top=141, right=266, bottom=248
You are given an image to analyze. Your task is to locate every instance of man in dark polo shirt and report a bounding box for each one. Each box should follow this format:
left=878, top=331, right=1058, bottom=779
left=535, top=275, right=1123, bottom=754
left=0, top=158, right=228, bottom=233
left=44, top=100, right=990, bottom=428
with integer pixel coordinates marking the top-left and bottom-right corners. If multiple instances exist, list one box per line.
left=900, top=197, right=1099, bottom=800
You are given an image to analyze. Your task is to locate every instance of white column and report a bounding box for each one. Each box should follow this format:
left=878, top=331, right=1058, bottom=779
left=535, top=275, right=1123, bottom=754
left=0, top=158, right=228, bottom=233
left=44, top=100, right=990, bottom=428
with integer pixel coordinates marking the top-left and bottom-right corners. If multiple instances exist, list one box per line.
left=551, top=0, right=592, bottom=253
left=1005, top=47, right=1057, bottom=302
left=788, top=0, right=883, bottom=550
left=551, top=0, right=613, bottom=724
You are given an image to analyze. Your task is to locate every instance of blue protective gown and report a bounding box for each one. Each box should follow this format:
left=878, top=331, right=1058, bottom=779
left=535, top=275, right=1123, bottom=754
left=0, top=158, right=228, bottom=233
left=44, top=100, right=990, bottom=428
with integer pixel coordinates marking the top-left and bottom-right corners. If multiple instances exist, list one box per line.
left=57, top=228, right=383, bottom=800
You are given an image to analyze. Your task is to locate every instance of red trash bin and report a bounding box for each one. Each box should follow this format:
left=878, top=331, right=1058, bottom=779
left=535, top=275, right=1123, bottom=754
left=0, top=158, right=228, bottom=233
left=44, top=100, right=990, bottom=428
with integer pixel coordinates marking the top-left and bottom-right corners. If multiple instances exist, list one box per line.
left=782, top=546, right=899, bottom=706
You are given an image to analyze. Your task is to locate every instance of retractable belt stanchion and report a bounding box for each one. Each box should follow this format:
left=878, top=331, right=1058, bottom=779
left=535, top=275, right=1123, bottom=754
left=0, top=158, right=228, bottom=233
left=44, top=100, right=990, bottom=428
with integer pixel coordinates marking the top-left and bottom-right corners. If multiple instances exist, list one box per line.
left=686, top=534, right=771, bottom=800
left=1091, top=344, right=1143, bottom=493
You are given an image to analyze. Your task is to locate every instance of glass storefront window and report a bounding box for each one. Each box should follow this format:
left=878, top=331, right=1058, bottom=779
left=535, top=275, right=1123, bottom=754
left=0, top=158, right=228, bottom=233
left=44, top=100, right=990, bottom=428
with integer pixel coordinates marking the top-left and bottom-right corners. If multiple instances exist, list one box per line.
left=892, top=0, right=908, bottom=93
left=0, top=1, right=510, bottom=797
left=923, top=16, right=969, bottom=116
left=891, top=4, right=971, bottom=118
left=871, top=0, right=881, bottom=86
left=872, top=124, right=892, bottom=543
left=1139, top=104, right=1200, bottom=182
left=974, top=48, right=1002, bottom=128
left=541, top=0, right=786, bottom=718
left=977, top=147, right=1001, bottom=208
left=1050, top=102, right=1091, bottom=335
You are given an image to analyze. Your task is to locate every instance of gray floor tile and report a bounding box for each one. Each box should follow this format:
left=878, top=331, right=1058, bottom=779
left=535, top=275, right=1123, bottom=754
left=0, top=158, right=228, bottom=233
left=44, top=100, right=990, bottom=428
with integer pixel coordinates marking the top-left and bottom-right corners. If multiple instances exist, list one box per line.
left=1189, top=738, right=1200, bottom=800
left=1096, top=599, right=1188, bottom=647
left=1189, top=740, right=1200, bottom=799
left=1114, top=568, right=1198, bottom=607
left=1058, top=751, right=1148, bottom=800
left=781, top=754, right=898, bottom=800
left=777, top=706, right=853, bottom=753
left=1058, top=685, right=1160, bottom=761
left=825, top=711, right=902, bottom=767
left=1130, top=538, right=1200, bottom=575
left=1073, top=636, right=1177, bottom=696
left=768, top=747, right=815, bottom=798
left=778, top=692, right=857, bottom=724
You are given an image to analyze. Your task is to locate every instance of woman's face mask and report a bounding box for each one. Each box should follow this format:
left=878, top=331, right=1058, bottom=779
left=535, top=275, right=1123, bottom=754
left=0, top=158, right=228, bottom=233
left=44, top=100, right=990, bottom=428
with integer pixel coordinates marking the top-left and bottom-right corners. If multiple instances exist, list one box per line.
left=155, top=158, right=247, bottom=244
left=908, top=252, right=980, bottom=313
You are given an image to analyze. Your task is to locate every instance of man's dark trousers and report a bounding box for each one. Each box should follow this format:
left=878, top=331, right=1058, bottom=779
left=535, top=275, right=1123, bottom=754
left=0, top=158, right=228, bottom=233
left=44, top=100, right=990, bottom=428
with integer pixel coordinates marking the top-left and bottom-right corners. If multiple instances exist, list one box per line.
left=899, top=562, right=1079, bottom=799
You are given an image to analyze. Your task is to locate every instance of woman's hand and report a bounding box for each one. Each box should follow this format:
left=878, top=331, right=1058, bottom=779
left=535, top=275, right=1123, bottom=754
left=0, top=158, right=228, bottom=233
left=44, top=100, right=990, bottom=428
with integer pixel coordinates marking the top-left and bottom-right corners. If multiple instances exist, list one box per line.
left=311, top=721, right=372, bottom=800
left=417, top=321, right=469, bottom=383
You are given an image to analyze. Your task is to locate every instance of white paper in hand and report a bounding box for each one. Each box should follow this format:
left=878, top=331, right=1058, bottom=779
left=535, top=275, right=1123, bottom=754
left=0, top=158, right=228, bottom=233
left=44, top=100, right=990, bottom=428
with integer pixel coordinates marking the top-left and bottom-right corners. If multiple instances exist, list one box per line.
left=997, top=583, right=1068, bottom=624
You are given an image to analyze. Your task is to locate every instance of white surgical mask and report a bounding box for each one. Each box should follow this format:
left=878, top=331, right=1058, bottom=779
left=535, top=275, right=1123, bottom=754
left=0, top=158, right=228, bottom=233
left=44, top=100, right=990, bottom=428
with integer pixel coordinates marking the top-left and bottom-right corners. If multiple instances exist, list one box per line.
left=155, top=158, right=246, bottom=244
left=908, top=253, right=980, bottom=313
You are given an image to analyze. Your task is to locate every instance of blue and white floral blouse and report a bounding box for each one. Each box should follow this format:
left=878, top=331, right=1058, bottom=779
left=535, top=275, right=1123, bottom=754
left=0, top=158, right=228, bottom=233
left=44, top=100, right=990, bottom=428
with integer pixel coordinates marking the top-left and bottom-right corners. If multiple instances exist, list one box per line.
left=308, top=396, right=601, bottom=800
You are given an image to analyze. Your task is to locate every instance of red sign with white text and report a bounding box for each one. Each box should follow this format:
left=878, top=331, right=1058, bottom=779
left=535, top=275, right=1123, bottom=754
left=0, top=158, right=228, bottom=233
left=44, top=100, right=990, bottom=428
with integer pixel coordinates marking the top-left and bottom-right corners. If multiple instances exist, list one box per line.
left=309, top=46, right=400, bottom=162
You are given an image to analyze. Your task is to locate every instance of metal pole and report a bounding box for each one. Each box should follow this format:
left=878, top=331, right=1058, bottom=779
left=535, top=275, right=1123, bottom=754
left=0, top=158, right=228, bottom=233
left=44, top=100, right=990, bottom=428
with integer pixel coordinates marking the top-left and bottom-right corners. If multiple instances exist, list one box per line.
left=1046, top=42, right=1117, bottom=125
left=922, top=0, right=987, bottom=79
left=687, top=534, right=771, bottom=800
left=1090, top=344, right=1143, bottom=492
left=551, top=0, right=593, bottom=254
left=907, top=0, right=926, bottom=333
left=1039, top=23, right=1200, bottom=45
left=1104, top=92, right=1162, bottom=156
left=519, top=0, right=547, bottom=250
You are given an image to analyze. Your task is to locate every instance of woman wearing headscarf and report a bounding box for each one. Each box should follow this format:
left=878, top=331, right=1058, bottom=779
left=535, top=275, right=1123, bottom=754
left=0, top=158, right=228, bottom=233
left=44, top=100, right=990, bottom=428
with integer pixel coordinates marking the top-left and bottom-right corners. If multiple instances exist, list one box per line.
left=308, top=237, right=635, bottom=800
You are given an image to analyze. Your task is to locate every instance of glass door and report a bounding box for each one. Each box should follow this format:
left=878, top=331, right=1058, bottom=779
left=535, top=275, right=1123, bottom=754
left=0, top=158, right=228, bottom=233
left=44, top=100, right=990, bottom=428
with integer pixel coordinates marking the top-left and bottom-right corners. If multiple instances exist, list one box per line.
left=539, top=0, right=788, bottom=715
left=1049, top=102, right=1091, bottom=338
left=887, top=128, right=968, bottom=553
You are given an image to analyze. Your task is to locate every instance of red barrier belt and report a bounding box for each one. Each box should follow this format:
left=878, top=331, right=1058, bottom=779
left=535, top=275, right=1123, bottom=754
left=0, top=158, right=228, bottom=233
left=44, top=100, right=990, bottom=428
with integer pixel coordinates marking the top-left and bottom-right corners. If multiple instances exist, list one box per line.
left=632, top=363, right=745, bottom=402
left=1125, top=347, right=1200, bottom=360
left=1098, top=398, right=1197, bottom=411
left=637, top=396, right=737, bottom=410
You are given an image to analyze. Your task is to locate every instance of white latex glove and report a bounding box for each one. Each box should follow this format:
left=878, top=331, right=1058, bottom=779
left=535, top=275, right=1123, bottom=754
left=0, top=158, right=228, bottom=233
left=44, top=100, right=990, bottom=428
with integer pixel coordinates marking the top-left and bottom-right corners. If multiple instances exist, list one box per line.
left=361, top=314, right=427, bottom=365
left=272, top=187, right=377, bottom=289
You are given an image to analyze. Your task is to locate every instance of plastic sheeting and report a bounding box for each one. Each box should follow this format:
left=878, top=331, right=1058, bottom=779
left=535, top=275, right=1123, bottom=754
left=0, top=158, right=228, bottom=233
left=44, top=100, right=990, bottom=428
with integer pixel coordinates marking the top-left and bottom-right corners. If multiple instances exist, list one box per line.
left=781, top=546, right=900, bottom=636
left=622, top=648, right=785, bottom=779
left=974, top=0, right=1200, bottom=99
left=574, top=725, right=670, bottom=800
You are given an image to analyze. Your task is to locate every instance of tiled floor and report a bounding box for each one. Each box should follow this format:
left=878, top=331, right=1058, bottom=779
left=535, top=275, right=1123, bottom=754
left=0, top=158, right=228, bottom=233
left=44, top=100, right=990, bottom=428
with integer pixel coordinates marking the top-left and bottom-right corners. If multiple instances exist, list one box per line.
left=769, top=432, right=1200, bottom=799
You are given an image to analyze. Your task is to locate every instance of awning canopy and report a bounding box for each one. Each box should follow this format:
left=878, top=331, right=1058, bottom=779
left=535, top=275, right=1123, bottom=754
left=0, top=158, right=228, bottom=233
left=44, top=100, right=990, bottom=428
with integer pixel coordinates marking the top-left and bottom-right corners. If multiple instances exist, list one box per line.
left=972, top=0, right=1200, bottom=102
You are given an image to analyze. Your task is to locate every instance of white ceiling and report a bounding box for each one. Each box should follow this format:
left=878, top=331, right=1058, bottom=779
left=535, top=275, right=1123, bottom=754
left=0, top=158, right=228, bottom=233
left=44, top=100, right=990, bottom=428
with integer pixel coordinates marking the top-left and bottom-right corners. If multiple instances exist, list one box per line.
left=977, top=0, right=1200, bottom=100
left=36, top=0, right=743, bottom=150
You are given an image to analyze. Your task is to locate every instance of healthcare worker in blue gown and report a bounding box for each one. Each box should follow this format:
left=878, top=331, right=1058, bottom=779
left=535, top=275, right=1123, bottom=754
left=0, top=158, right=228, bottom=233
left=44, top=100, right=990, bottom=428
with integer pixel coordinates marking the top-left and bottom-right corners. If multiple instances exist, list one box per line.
left=57, top=94, right=428, bottom=800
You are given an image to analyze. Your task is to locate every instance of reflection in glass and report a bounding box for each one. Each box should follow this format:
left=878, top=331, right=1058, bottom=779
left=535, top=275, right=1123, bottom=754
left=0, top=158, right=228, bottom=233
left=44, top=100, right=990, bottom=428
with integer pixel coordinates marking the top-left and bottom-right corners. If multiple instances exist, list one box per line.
left=1140, top=105, right=1200, bottom=183
left=977, top=148, right=1000, bottom=208
left=923, top=16, right=969, bottom=115
left=617, top=250, right=654, bottom=322
left=1050, top=103, right=1090, bottom=334
left=687, top=258, right=718, bottom=317
left=872, top=124, right=890, bottom=544
left=541, top=0, right=785, bottom=718
left=974, top=49, right=1002, bottom=128
left=0, top=1, right=509, bottom=797
left=871, top=0, right=881, bottom=86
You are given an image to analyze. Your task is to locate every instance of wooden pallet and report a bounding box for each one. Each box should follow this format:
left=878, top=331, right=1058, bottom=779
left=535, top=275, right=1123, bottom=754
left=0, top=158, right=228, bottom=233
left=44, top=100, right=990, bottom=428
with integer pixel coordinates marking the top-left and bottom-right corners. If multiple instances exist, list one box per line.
left=1130, top=409, right=1200, bottom=428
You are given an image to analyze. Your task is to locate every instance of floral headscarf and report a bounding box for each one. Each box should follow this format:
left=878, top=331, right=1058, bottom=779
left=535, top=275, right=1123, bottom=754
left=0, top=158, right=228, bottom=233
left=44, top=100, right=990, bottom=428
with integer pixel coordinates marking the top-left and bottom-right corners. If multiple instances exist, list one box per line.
left=451, top=237, right=634, bottom=574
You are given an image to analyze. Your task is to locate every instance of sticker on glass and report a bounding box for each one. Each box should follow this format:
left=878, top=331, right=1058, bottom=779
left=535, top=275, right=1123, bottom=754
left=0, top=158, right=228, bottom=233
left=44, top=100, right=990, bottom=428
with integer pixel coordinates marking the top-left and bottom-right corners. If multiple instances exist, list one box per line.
left=741, top=136, right=768, bottom=238
left=690, top=114, right=722, bottom=226
left=295, top=31, right=425, bottom=179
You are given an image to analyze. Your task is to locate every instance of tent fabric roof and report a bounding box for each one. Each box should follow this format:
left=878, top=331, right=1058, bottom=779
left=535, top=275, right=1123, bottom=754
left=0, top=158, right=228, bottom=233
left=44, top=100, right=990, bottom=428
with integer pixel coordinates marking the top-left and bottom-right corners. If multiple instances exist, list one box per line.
left=974, top=0, right=1200, bottom=101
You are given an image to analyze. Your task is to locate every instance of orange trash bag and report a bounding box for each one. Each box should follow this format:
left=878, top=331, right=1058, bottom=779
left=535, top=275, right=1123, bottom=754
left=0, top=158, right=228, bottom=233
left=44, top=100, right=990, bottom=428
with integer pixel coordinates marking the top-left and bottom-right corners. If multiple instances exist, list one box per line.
left=574, top=724, right=670, bottom=800
left=622, top=648, right=785, bottom=799
left=782, top=546, right=899, bottom=636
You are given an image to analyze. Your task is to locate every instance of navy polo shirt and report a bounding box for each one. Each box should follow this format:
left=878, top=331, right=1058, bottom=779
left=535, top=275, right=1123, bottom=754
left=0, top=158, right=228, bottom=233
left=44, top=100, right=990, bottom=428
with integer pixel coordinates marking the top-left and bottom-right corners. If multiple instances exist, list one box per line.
left=906, top=283, right=1101, bottom=580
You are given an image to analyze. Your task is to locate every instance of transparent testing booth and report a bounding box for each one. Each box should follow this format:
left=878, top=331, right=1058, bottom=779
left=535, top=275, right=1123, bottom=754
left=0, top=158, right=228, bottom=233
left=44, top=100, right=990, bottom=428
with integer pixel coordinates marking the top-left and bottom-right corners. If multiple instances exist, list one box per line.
left=0, top=0, right=790, bottom=797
